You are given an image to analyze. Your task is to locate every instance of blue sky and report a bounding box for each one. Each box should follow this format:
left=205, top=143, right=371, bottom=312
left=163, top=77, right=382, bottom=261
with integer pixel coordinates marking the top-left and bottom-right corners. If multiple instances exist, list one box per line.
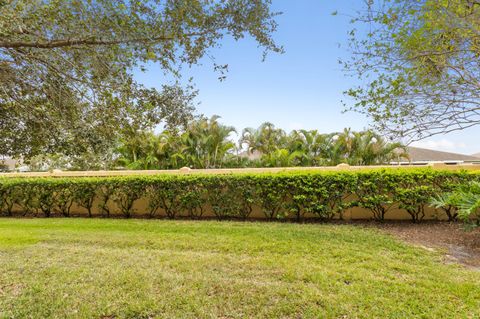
left=135, top=1, right=480, bottom=155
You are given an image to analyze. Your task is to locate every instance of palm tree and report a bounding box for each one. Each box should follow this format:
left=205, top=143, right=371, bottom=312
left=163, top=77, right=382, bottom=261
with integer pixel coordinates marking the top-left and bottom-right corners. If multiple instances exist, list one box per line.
left=347, top=131, right=408, bottom=165
left=182, top=115, right=236, bottom=168
left=240, top=122, right=287, bottom=155
left=262, top=149, right=305, bottom=167
left=326, top=130, right=408, bottom=166
left=116, top=130, right=158, bottom=169
left=318, top=133, right=344, bottom=166
left=150, top=132, right=186, bottom=169
left=287, top=130, right=333, bottom=166
left=116, top=119, right=407, bottom=169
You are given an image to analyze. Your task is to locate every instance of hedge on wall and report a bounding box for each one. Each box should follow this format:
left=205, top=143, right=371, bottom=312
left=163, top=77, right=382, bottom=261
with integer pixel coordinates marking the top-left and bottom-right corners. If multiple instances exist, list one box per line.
left=0, top=169, right=478, bottom=222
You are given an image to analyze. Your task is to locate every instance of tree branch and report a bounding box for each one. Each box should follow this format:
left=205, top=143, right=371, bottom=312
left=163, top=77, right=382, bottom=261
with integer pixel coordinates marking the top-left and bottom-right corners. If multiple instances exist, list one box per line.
left=0, top=33, right=203, bottom=49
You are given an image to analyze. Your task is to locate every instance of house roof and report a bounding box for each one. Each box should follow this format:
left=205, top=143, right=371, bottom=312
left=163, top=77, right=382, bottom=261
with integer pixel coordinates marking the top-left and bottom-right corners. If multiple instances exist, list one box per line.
left=238, top=150, right=262, bottom=160
left=0, top=158, right=18, bottom=171
left=239, top=147, right=480, bottom=163
left=406, top=147, right=480, bottom=162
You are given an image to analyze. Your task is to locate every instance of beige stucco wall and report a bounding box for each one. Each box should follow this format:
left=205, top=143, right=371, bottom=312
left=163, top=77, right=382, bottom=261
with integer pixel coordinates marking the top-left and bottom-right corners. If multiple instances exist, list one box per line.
left=8, top=200, right=445, bottom=220
left=1, top=162, right=480, bottom=178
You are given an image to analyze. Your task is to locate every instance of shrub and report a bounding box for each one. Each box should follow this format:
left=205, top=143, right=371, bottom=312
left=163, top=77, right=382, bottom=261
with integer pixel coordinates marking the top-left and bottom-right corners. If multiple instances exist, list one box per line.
left=232, top=176, right=256, bottom=220
left=396, top=186, right=434, bottom=222
left=207, top=176, right=243, bottom=220
left=97, top=182, right=115, bottom=218
left=456, top=182, right=480, bottom=227
left=55, top=180, right=75, bottom=217
left=144, top=183, right=163, bottom=218
left=255, top=174, right=289, bottom=220
left=0, top=169, right=477, bottom=223
left=430, top=192, right=462, bottom=222
left=16, top=182, right=39, bottom=216
left=157, top=177, right=184, bottom=219
left=111, top=178, right=145, bottom=218
left=433, top=181, right=480, bottom=227
left=0, top=179, right=18, bottom=216
left=179, top=177, right=207, bottom=219
left=429, top=171, right=470, bottom=221
left=33, top=181, right=57, bottom=217
left=352, top=171, right=397, bottom=221
left=74, top=180, right=98, bottom=218
left=144, top=176, right=185, bottom=219
left=313, top=172, right=355, bottom=220
left=283, top=173, right=351, bottom=221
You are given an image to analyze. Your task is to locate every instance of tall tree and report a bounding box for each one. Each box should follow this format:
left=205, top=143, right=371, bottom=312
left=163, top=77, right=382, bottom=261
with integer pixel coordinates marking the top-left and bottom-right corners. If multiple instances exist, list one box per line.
left=287, top=130, right=329, bottom=166
left=240, top=122, right=287, bottom=155
left=182, top=115, right=237, bottom=168
left=346, top=131, right=408, bottom=166
left=116, top=115, right=236, bottom=169
left=0, top=0, right=281, bottom=157
left=342, top=0, right=480, bottom=141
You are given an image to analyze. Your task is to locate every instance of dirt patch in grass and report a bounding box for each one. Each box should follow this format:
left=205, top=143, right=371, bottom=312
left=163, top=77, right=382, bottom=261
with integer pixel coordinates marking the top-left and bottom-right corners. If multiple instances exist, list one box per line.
left=358, top=221, right=480, bottom=269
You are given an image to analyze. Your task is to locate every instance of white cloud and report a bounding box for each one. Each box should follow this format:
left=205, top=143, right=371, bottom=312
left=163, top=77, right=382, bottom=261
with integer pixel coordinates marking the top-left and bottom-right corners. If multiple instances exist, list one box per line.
left=411, top=139, right=467, bottom=153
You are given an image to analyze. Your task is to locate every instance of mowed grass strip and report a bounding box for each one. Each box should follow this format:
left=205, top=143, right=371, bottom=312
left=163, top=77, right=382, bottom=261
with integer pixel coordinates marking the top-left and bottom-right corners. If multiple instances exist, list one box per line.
left=0, top=219, right=479, bottom=318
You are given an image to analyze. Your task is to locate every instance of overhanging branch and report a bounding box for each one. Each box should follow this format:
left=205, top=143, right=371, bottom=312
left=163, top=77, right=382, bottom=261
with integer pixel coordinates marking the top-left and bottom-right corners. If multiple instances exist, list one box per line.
left=0, top=33, right=204, bottom=49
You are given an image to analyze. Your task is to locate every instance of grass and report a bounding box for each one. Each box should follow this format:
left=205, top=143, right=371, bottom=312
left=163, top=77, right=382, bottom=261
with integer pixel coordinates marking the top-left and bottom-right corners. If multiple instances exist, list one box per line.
left=0, top=219, right=479, bottom=318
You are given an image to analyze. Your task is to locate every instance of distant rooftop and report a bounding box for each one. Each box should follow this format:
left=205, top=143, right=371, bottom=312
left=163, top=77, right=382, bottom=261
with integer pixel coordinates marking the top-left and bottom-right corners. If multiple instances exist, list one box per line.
left=239, top=147, right=480, bottom=164
left=405, top=147, right=480, bottom=163
left=0, top=157, right=17, bottom=171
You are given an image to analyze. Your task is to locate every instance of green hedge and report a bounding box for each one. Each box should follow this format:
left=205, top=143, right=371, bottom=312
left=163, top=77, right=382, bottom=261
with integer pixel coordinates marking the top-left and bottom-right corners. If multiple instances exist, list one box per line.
left=0, top=169, right=478, bottom=222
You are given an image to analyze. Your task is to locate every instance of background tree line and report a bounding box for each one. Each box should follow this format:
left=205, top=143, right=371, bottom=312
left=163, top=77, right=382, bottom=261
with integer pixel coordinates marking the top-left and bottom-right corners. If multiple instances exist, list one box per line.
left=23, top=116, right=408, bottom=171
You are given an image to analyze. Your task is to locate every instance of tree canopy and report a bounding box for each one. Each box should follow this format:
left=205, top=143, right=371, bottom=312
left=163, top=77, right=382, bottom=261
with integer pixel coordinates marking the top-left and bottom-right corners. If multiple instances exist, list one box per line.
left=0, top=0, right=281, bottom=158
left=343, top=0, right=480, bottom=141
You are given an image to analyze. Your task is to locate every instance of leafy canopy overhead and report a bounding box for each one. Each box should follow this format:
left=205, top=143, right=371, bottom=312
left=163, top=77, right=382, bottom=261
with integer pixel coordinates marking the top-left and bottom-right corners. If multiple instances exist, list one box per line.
left=0, top=0, right=281, bottom=158
left=343, top=0, right=480, bottom=141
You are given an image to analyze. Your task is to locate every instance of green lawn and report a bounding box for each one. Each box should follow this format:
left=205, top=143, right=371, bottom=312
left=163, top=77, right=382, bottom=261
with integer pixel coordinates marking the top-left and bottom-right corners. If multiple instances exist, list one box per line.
left=0, top=219, right=479, bottom=318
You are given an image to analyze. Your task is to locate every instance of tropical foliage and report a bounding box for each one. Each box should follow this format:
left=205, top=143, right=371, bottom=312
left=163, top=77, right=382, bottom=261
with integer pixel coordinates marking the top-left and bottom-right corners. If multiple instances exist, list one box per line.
left=114, top=119, right=408, bottom=170
left=22, top=117, right=406, bottom=171
left=431, top=182, right=480, bottom=227
left=116, top=116, right=239, bottom=169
